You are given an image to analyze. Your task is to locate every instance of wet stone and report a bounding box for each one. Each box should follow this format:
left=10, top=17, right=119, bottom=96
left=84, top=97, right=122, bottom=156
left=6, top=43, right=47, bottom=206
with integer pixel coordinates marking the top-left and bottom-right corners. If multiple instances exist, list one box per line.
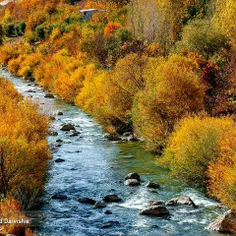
left=146, top=181, right=160, bottom=189
left=77, top=198, right=96, bottom=205
left=51, top=194, right=67, bottom=200
left=94, top=201, right=106, bottom=208
left=55, top=158, right=65, bottom=163
left=104, top=210, right=112, bottom=215
left=61, top=123, right=76, bottom=131
left=45, top=93, right=55, bottom=99
left=103, top=194, right=122, bottom=203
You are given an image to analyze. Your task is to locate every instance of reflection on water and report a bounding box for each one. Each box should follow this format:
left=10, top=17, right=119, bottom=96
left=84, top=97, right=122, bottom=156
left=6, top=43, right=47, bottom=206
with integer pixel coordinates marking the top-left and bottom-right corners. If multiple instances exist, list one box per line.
left=1, top=68, right=225, bottom=236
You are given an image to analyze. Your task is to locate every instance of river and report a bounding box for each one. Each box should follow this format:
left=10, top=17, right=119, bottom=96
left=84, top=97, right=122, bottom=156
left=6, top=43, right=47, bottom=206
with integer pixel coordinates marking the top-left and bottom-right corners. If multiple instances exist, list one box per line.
left=1, top=68, right=225, bottom=236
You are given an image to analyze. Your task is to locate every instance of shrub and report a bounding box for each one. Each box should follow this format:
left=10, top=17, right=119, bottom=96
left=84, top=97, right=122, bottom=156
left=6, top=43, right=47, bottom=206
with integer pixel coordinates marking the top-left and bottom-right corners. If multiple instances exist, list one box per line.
left=0, top=198, right=34, bottom=235
left=208, top=128, right=236, bottom=209
left=104, top=22, right=122, bottom=36
left=159, top=116, right=236, bottom=194
left=133, top=55, right=204, bottom=150
left=0, top=78, right=50, bottom=209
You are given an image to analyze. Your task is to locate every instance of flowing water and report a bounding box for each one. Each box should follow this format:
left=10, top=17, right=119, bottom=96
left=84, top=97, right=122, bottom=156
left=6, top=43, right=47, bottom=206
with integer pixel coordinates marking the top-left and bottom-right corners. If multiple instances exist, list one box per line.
left=1, top=68, right=226, bottom=236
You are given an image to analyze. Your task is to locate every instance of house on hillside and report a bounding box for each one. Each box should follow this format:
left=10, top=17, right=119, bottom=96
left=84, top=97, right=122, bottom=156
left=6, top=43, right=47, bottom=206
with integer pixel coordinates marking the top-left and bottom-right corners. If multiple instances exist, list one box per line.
left=79, top=9, right=106, bottom=20
left=0, top=0, right=15, bottom=8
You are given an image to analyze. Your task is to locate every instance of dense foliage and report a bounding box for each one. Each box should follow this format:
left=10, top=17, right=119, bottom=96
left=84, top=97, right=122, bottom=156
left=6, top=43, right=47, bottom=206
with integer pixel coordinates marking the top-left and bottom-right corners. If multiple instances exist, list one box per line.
left=159, top=116, right=236, bottom=210
left=0, top=77, right=50, bottom=210
left=0, top=0, right=235, bottom=213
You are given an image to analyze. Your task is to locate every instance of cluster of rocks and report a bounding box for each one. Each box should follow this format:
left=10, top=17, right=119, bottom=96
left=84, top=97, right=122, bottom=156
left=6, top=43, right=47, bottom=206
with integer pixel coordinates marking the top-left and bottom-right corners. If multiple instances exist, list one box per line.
left=104, top=132, right=139, bottom=142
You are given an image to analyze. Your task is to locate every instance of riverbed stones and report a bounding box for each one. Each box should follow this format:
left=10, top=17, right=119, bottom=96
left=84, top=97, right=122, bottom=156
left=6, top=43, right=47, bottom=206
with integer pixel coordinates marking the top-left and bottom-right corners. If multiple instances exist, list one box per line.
left=61, top=123, right=76, bottom=131
left=103, top=194, right=122, bottom=202
left=140, top=205, right=169, bottom=217
left=45, top=93, right=55, bottom=98
left=104, top=133, right=121, bottom=141
left=208, top=210, right=236, bottom=234
left=94, top=201, right=106, bottom=208
left=77, top=198, right=96, bottom=205
left=146, top=181, right=160, bottom=189
left=51, top=194, right=67, bottom=200
left=165, top=196, right=196, bottom=207
left=125, top=179, right=140, bottom=186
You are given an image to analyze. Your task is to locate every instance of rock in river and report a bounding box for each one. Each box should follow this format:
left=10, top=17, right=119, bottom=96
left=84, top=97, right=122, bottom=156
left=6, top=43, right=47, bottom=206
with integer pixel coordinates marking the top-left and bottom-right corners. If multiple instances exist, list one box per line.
left=208, top=210, right=236, bottom=234
left=61, top=123, right=76, bottom=131
left=104, top=133, right=121, bottom=141
left=45, top=93, right=55, bottom=98
left=140, top=205, right=169, bottom=217
left=166, top=196, right=196, bottom=207
left=125, top=172, right=140, bottom=181
left=51, top=194, right=67, bottom=200
left=125, top=179, right=140, bottom=186
left=148, top=200, right=164, bottom=206
left=77, top=198, right=96, bottom=205
left=55, top=158, right=65, bottom=163
left=146, top=181, right=160, bottom=189
left=94, top=201, right=106, bottom=208
left=103, top=194, right=122, bottom=203
left=104, top=210, right=112, bottom=214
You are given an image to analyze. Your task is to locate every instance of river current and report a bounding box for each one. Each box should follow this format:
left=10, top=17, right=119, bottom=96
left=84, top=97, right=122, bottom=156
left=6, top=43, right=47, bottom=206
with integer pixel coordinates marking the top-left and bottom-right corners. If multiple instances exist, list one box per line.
left=1, top=68, right=225, bottom=236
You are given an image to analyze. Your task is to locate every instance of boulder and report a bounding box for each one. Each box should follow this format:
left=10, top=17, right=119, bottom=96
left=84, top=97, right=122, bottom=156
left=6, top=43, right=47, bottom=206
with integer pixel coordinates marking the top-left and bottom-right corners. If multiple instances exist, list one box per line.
left=77, top=198, right=96, bottom=205
left=104, top=210, right=112, bottom=215
left=140, top=205, right=169, bottom=217
left=100, top=221, right=120, bottom=229
left=70, top=131, right=80, bottom=137
left=148, top=200, right=164, bottom=206
left=103, top=194, right=122, bottom=203
left=148, top=189, right=159, bottom=194
left=123, top=132, right=132, bottom=137
left=55, top=158, right=65, bottom=163
left=45, top=93, right=55, bottom=98
left=208, top=210, right=236, bottom=234
left=48, top=130, right=58, bottom=136
left=57, top=111, right=63, bottom=116
left=146, top=181, right=160, bottom=189
left=125, top=179, right=140, bottom=186
left=104, top=133, right=121, bottom=141
left=166, top=196, right=196, bottom=207
left=26, top=89, right=36, bottom=93
left=125, top=173, right=140, bottom=181
left=51, top=194, right=67, bottom=200
left=56, top=139, right=63, bottom=143
left=94, top=201, right=106, bottom=208
left=61, top=123, right=76, bottom=131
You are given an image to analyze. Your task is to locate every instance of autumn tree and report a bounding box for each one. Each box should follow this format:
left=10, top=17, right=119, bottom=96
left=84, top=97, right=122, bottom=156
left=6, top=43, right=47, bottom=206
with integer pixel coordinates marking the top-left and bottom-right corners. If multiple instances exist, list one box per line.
left=133, top=55, right=204, bottom=150
left=159, top=115, right=236, bottom=204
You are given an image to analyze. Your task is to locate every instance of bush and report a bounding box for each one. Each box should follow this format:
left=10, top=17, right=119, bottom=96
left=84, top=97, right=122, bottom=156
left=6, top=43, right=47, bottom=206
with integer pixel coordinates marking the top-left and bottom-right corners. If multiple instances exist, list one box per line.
left=208, top=128, right=236, bottom=209
left=0, top=78, right=50, bottom=209
left=104, top=22, right=122, bottom=36
left=174, top=19, right=230, bottom=59
left=0, top=198, right=34, bottom=235
left=159, top=116, right=236, bottom=195
left=133, top=55, right=204, bottom=150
